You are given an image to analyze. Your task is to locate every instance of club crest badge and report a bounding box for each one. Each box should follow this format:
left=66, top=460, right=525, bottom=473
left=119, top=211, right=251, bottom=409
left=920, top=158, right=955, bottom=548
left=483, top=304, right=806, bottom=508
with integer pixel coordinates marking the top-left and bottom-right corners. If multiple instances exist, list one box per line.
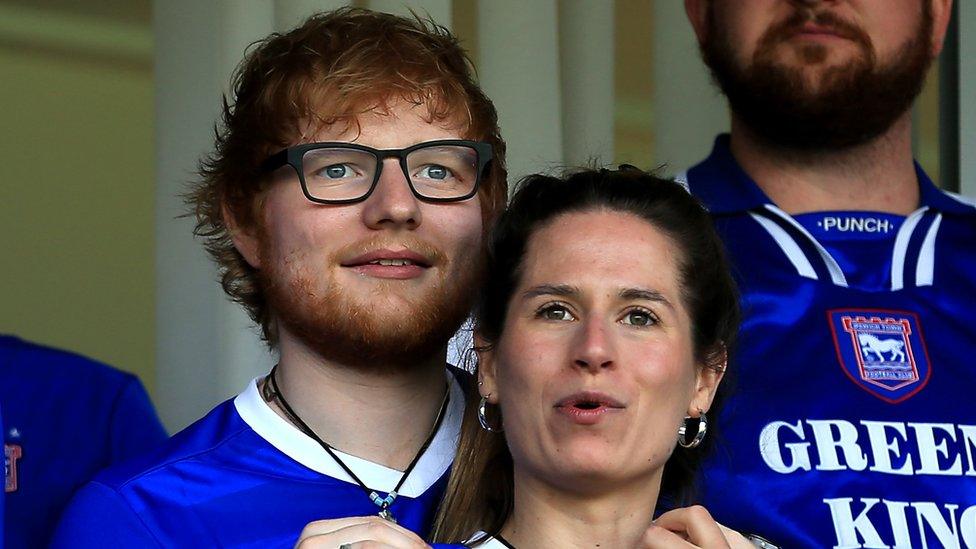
left=828, top=309, right=931, bottom=403
left=5, top=443, right=21, bottom=493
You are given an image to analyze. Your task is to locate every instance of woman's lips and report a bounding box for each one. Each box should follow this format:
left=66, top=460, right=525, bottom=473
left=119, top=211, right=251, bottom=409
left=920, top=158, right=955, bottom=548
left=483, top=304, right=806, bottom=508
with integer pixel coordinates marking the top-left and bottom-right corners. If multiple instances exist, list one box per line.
left=554, top=392, right=625, bottom=425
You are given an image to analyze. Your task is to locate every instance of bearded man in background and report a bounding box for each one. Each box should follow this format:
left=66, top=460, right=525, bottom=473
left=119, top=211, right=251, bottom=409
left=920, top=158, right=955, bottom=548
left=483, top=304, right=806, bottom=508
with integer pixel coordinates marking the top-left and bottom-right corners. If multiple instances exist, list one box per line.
left=681, top=1, right=976, bottom=547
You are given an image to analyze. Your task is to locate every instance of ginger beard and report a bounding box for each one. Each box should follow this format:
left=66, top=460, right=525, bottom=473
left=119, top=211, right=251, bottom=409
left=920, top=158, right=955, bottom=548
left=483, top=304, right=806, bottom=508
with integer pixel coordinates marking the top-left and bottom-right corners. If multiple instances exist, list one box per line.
left=702, top=4, right=934, bottom=151
left=259, top=232, right=484, bottom=375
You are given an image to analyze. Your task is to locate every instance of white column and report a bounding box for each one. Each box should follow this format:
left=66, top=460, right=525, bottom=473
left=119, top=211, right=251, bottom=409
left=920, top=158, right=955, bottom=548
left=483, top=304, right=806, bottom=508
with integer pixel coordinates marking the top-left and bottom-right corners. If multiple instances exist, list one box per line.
left=960, top=2, right=976, bottom=198
left=155, top=1, right=274, bottom=431
left=275, top=0, right=349, bottom=31
left=368, top=0, right=451, bottom=25
left=651, top=1, right=728, bottom=171
left=477, top=0, right=562, bottom=184
left=214, top=2, right=278, bottom=423
left=219, top=1, right=275, bottom=91
left=558, top=0, right=615, bottom=167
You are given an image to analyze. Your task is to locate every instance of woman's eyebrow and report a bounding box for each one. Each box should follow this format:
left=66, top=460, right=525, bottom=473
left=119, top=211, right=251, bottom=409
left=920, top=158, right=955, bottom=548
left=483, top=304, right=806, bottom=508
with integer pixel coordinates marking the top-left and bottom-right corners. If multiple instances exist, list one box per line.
left=620, top=288, right=674, bottom=310
left=521, top=285, right=673, bottom=309
left=522, top=284, right=579, bottom=299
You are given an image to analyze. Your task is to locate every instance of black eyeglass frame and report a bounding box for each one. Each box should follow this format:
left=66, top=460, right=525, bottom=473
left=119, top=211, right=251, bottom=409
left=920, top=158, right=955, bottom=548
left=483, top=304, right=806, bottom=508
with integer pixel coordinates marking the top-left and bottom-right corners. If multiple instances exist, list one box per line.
left=260, top=139, right=493, bottom=205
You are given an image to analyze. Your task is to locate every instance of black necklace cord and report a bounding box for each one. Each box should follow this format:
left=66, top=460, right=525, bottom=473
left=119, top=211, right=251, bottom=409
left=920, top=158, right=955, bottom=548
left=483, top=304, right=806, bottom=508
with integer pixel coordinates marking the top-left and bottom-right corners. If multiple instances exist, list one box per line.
left=266, top=364, right=450, bottom=512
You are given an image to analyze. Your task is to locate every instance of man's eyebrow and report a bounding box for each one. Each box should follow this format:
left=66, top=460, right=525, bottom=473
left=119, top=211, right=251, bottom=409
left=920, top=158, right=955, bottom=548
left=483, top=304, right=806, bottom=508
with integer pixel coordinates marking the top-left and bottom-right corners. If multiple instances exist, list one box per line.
left=521, top=284, right=579, bottom=299
left=620, top=288, right=675, bottom=310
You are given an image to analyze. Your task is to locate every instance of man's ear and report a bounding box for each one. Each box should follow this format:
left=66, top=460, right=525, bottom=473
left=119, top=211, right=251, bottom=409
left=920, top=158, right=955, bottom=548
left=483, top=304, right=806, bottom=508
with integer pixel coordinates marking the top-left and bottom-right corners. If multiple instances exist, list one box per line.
left=929, top=0, right=954, bottom=57
left=684, top=0, right=710, bottom=46
left=688, top=348, right=727, bottom=416
left=222, top=202, right=262, bottom=269
left=474, top=333, right=499, bottom=404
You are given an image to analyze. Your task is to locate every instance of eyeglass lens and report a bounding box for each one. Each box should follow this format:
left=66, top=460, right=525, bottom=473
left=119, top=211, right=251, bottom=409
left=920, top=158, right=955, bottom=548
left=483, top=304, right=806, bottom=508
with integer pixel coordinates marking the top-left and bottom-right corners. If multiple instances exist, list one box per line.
left=300, top=144, right=480, bottom=201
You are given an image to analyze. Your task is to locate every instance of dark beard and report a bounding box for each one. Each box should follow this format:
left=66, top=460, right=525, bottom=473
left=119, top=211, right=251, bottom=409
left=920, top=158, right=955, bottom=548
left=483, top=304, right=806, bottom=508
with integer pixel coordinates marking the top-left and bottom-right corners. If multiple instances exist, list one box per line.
left=261, top=242, right=484, bottom=375
left=701, top=5, right=933, bottom=151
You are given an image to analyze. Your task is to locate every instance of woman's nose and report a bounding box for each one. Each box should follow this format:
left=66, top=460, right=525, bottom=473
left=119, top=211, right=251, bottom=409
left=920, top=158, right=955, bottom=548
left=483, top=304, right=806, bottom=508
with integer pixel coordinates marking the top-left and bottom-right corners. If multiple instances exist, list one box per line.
left=572, top=317, right=615, bottom=371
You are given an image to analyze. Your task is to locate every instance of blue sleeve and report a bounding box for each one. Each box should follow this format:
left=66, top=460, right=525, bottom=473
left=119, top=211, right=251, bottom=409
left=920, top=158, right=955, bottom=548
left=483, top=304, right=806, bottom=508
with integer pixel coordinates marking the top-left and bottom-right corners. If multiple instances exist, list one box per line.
left=51, top=481, right=161, bottom=548
left=109, top=378, right=168, bottom=463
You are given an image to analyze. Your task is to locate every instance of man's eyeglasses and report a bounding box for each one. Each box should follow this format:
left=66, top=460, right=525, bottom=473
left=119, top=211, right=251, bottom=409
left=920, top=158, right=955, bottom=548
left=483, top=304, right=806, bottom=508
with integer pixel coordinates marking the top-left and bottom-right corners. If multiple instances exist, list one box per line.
left=260, top=140, right=493, bottom=205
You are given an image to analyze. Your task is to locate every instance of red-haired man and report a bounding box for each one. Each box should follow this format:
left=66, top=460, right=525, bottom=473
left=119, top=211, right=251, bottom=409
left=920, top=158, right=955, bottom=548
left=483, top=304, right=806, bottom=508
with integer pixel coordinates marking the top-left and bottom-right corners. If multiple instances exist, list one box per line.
left=54, top=8, right=506, bottom=548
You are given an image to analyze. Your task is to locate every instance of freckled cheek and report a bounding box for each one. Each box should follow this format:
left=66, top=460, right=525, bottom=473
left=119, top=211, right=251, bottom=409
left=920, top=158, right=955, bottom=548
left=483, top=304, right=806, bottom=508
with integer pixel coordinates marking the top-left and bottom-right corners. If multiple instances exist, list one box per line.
left=272, top=206, right=355, bottom=254
left=448, top=202, right=483, bottom=231
left=443, top=228, right=482, bottom=269
left=436, top=209, right=483, bottom=255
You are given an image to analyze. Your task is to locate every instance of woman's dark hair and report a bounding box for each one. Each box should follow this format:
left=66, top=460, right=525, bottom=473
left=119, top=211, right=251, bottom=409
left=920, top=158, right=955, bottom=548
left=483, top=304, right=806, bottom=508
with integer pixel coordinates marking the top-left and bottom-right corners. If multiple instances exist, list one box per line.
left=430, top=167, right=740, bottom=543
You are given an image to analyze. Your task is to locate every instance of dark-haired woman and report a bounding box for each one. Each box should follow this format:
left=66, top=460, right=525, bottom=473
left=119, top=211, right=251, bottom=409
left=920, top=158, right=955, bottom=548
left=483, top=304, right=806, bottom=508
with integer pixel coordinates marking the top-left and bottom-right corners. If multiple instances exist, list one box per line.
left=430, top=168, right=758, bottom=548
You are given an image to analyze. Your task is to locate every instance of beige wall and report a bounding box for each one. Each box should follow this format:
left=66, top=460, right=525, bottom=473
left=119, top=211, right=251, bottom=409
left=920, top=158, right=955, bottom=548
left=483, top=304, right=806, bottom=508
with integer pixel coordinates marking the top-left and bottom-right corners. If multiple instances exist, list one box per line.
left=0, top=1, right=155, bottom=393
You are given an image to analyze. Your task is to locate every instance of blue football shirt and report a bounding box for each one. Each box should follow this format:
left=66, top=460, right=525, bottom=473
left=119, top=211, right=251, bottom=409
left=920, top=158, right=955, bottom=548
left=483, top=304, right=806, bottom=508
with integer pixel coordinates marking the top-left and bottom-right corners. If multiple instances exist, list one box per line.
left=53, top=371, right=466, bottom=548
left=1, top=335, right=167, bottom=549
left=682, top=136, right=976, bottom=548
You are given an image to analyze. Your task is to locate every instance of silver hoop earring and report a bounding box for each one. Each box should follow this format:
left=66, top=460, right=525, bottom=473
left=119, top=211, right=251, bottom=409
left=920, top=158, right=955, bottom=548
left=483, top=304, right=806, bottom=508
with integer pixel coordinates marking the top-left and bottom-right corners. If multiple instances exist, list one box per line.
left=678, top=409, right=707, bottom=449
left=478, top=395, right=502, bottom=432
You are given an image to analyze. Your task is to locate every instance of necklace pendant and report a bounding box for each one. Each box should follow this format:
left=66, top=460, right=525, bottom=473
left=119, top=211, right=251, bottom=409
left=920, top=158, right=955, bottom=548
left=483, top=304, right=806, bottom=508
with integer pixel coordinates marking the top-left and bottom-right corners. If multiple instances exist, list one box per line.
left=378, top=508, right=397, bottom=523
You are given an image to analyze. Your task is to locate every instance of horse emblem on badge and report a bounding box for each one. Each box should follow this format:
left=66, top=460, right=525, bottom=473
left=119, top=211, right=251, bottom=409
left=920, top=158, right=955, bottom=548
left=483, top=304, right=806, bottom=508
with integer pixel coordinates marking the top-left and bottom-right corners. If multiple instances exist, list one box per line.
left=828, top=309, right=931, bottom=403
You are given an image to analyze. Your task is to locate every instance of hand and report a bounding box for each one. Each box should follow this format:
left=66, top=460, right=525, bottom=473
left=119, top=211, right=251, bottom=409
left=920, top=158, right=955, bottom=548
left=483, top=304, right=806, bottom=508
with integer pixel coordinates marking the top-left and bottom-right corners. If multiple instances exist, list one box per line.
left=638, top=505, right=741, bottom=548
left=294, top=516, right=431, bottom=549
left=716, top=525, right=760, bottom=549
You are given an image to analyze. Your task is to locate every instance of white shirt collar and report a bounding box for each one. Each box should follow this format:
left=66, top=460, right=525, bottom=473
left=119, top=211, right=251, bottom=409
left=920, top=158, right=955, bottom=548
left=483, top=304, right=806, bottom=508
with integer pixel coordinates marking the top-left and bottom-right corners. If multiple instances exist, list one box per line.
left=466, top=532, right=509, bottom=548
left=233, top=370, right=464, bottom=497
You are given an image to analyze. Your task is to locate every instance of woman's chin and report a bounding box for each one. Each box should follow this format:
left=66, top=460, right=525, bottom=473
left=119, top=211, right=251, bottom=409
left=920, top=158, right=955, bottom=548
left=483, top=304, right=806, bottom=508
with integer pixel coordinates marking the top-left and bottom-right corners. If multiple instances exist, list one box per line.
left=534, top=445, right=662, bottom=489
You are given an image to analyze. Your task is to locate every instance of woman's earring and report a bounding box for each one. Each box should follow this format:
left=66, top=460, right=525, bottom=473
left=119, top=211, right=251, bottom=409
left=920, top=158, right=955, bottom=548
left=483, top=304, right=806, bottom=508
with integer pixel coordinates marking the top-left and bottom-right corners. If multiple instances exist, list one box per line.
left=677, top=408, right=707, bottom=449
left=478, top=394, right=503, bottom=433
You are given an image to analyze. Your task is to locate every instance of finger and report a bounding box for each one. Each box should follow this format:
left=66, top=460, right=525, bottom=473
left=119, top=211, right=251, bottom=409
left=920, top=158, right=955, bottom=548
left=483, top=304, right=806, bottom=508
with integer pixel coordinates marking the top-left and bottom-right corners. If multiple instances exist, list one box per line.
left=313, top=543, right=401, bottom=549
left=336, top=543, right=405, bottom=549
left=717, top=524, right=755, bottom=549
left=299, top=516, right=378, bottom=539
left=653, top=506, right=729, bottom=548
left=294, top=517, right=427, bottom=549
left=298, top=516, right=422, bottom=540
left=638, top=523, right=699, bottom=548
left=298, top=528, right=425, bottom=549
